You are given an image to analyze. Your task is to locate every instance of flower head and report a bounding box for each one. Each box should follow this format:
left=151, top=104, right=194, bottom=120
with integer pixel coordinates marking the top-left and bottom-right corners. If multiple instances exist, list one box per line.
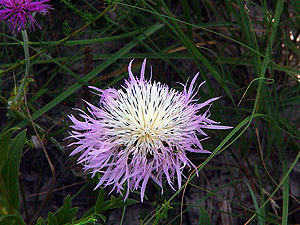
left=0, top=0, right=52, bottom=33
left=68, top=59, right=231, bottom=202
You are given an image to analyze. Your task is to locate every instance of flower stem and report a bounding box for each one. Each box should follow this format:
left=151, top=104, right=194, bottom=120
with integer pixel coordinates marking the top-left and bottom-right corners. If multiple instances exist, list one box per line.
left=9, top=29, right=30, bottom=110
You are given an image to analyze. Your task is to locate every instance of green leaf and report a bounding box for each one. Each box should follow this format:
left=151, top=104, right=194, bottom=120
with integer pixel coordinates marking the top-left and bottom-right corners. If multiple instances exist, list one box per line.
left=109, top=195, right=117, bottom=209
left=110, top=198, right=138, bottom=210
left=95, top=214, right=106, bottom=223
left=56, top=195, right=71, bottom=224
left=100, top=196, right=138, bottom=213
left=81, top=207, right=95, bottom=219
left=95, top=189, right=105, bottom=213
left=0, top=131, right=12, bottom=173
left=46, top=212, right=58, bottom=225
left=68, top=207, right=79, bottom=221
left=73, top=215, right=100, bottom=225
left=0, top=214, right=24, bottom=225
left=0, top=130, right=26, bottom=210
left=199, top=207, right=212, bottom=225
left=0, top=128, right=19, bottom=139
left=35, top=217, right=46, bottom=225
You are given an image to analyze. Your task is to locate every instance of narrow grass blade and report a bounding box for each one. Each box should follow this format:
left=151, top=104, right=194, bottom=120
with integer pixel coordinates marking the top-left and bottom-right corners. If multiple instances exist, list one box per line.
left=282, top=161, right=289, bottom=225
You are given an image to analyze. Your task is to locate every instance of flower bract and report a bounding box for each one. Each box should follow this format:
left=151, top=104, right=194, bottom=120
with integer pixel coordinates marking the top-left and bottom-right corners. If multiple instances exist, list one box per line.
left=68, top=59, right=231, bottom=202
left=0, top=0, right=52, bottom=33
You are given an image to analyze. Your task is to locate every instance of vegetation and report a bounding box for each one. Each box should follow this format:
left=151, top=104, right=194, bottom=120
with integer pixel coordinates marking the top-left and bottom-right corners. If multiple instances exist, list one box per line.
left=1, top=0, right=300, bottom=224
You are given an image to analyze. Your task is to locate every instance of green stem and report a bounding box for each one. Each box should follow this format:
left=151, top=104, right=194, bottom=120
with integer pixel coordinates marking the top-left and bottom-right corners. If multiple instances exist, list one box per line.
left=9, top=29, right=30, bottom=110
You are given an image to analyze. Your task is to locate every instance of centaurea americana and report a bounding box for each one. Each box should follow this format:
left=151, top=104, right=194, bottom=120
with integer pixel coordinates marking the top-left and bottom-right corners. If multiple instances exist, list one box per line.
left=68, top=59, right=231, bottom=202
left=0, top=0, right=51, bottom=33
left=1, top=0, right=51, bottom=109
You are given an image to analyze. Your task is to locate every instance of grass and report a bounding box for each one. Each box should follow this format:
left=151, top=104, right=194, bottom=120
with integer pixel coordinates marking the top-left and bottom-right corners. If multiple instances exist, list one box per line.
left=1, top=0, right=300, bottom=224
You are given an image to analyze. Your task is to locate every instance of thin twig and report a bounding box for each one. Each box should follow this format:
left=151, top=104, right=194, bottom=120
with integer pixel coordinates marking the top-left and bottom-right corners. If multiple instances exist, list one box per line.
left=180, top=163, right=213, bottom=225
left=24, top=92, right=56, bottom=225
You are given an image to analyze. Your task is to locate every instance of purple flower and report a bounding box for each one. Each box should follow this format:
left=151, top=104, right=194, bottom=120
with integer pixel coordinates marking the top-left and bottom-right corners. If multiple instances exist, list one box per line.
left=0, top=0, right=52, bottom=33
left=68, top=59, right=231, bottom=202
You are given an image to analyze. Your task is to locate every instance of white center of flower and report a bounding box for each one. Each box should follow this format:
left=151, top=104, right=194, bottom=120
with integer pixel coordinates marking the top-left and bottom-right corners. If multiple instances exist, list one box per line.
left=101, top=80, right=191, bottom=155
left=141, top=126, right=151, bottom=136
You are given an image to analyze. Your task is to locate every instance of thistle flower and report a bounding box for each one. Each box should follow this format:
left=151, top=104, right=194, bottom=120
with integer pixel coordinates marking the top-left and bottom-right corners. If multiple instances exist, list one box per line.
left=68, top=59, right=231, bottom=202
left=0, top=0, right=52, bottom=33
